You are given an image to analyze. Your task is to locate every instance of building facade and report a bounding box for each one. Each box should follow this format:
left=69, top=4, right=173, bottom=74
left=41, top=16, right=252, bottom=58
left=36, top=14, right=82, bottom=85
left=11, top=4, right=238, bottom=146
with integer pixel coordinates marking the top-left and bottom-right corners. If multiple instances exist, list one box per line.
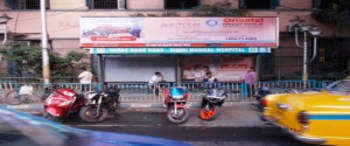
left=0, top=0, right=349, bottom=81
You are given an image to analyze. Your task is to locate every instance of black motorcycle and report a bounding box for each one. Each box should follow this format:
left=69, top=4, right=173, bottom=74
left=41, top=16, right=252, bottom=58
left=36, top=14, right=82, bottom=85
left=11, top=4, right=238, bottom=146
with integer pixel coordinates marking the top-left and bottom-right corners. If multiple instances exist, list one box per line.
left=199, top=89, right=227, bottom=120
left=79, top=85, right=120, bottom=123
left=252, top=87, right=271, bottom=112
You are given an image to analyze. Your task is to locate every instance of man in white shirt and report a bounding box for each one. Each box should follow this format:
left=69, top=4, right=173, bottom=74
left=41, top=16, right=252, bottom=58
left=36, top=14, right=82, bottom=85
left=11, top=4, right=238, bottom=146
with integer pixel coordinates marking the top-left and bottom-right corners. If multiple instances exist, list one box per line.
left=78, top=67, right=94, bottom=92
left=149, top=72, right=164, bottom=96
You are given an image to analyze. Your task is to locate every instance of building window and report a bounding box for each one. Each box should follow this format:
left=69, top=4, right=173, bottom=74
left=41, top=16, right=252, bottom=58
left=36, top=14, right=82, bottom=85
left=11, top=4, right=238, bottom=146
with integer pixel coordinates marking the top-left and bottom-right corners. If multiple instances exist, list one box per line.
left=239, top=0, right=280, bottom=9
left=165, top=0, right=200, bottom=9
left=5, top=0, right=50, bottom=9
left=87, top=0, right=123, bottom=9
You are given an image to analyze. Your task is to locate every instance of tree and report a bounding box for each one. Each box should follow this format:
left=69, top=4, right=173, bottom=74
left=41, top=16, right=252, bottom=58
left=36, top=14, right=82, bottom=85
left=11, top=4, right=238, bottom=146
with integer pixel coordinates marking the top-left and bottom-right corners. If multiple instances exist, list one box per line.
left=311, top=0, right=350, bottom=75
left=0, top=42, right=87, bottom=78
left=312, top=0, right=350, bottom=25
left=190, top=1, right=246, bottom=16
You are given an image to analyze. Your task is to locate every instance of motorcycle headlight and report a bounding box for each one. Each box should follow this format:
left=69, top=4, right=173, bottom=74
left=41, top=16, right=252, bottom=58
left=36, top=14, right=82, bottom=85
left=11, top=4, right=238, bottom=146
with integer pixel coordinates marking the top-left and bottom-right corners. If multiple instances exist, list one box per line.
left=172, top=95, right=184, bottom=99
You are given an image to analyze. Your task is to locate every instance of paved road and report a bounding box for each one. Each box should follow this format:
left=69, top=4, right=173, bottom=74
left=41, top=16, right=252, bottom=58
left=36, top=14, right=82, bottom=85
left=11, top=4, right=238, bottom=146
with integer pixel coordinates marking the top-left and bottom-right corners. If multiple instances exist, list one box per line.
left=59, top=107, right=312, bottom=146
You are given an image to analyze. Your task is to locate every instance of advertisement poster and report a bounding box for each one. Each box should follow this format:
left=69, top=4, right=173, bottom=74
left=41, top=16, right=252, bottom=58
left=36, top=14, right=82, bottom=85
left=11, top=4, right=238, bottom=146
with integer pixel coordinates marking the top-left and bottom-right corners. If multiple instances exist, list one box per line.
left=183, top=57, right=253, bottom=82
left=81, top=17, right=278, bottom=48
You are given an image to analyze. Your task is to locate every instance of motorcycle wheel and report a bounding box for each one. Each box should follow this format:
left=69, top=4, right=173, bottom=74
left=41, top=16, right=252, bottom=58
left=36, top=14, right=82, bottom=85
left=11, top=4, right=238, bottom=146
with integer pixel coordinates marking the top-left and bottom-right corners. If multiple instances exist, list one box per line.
left=42, top=112, right=59, bottom=122
left=79, top=106, right=108, bottom=123
left=166, top=107, right=191, bottom=124
left=199, top=105, right=221, bottom=121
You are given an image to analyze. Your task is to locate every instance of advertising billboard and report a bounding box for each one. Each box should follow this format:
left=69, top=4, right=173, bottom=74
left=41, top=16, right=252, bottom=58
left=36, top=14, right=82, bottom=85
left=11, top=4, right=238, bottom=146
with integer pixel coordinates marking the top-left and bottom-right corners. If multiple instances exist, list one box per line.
left=81, top=17, right=278, bottom=48
left=183, top=56, right=253, bottom=82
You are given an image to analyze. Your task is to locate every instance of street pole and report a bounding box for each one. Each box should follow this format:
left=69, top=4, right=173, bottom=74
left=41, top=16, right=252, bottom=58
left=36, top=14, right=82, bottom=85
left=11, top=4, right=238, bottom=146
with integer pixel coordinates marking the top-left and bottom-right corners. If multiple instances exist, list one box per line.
left=302, top=31, right=308, bottom=88
left=40, top=0, right=50, bottom=84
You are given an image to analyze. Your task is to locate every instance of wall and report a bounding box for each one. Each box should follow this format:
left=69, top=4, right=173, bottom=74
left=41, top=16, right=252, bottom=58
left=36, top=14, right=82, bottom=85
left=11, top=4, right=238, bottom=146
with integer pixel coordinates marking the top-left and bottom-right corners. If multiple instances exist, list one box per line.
left=127, top=0, right=164, bottom=9
left=50, top=0, right=87, bottom=9
left=0, top=0, right=6, bottom=9
left=273, top=36, right=306, bottom=77
left=279, top=0, right=313, bottom=9
left=3, top=10, right=349, bottom=40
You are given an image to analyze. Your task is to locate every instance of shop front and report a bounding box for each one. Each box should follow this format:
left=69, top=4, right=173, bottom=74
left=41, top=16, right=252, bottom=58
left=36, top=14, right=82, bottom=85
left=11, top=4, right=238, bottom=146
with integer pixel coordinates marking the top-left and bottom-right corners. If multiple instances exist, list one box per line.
left=90, top=47, right=271, bottom=82
left=81, top=17, right=279, bottom=83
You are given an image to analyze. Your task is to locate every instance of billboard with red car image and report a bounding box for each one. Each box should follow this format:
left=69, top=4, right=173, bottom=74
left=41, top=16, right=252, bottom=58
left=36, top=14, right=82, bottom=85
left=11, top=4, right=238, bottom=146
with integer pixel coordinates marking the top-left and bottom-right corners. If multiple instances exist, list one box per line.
left=80, top=17, right=278, bottom=48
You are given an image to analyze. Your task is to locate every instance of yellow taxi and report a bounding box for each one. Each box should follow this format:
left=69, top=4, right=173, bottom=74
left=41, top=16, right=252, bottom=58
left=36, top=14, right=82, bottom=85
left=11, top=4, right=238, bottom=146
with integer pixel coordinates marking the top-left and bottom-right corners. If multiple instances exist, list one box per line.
left=261, top=79, right=350, bottom=145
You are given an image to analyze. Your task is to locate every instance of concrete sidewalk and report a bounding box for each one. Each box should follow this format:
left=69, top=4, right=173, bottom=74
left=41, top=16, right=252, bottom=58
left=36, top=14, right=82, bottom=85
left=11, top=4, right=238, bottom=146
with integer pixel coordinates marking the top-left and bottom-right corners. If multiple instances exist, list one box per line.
left=4, top=101, right=253, bottom=111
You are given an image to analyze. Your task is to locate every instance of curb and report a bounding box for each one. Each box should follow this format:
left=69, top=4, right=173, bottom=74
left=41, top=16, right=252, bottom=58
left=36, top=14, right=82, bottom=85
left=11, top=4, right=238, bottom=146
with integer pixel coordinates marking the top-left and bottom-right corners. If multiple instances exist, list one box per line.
left=4, top=102, right=253, bottom=110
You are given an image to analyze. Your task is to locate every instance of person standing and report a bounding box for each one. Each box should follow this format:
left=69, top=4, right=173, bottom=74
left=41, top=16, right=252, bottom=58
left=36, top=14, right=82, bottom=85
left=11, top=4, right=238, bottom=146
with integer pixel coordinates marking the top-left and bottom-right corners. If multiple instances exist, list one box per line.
left=203, top=72, right=218, bottom=89
left=78, top=67, right=94, bottom=92
left=244, top=67, right=257, bottom=97
left=149, top=72, right=164, bottom=96
left=203, top=72, right=218, bottom=83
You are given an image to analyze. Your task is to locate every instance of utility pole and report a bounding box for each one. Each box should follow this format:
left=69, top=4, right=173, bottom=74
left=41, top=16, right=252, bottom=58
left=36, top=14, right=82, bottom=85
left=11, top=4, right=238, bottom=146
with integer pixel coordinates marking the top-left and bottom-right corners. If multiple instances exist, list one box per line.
left=40, top=0, right=50, bottom=84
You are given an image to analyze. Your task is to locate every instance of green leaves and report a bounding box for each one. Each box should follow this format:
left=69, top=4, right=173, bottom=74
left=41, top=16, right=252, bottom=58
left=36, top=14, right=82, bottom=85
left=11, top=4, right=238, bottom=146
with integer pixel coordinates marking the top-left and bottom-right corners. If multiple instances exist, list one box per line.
left=312, top=0, right=350, bottom=26
left=0, top=42, right=87, bottom=77
left=67, top=51, right=87, bottom=62
left=191, top=2, right=246, bottom=17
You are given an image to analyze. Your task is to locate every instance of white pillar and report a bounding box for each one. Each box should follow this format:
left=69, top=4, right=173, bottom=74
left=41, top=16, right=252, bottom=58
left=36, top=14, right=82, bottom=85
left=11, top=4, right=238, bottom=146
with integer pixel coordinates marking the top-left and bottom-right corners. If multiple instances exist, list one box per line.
left=40, top=0, right=50, bottom=84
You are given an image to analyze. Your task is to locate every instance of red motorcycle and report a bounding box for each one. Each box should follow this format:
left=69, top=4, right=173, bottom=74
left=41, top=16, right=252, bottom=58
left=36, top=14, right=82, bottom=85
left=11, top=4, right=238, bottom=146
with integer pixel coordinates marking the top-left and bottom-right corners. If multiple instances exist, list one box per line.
left=43, top=85, right=118, bottom=123
left=163, top=87, right=191, bottom=124
left=43, top=87, right=87, bottom=121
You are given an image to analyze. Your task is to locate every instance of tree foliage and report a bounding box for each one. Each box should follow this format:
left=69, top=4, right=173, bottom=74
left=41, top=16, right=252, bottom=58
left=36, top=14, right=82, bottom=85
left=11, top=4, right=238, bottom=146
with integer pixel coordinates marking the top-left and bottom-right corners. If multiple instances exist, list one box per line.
left=311, top=0, right=350, bottom=75
left=312, top=0, right=350, bottom=25
left=0, top=42, right=87, bottom=77
left=190, top=1, right=246, bottom=16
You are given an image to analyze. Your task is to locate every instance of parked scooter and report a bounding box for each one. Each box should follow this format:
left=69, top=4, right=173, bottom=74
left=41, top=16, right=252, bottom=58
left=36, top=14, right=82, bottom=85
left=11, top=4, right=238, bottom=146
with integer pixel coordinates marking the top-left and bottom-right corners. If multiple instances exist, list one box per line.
left=80, top=84, right=120, bottom=122
left=163, top=87, right=191, bottom=124
left=199, top=89, right=227, bottom=120
left=43, top=87, right=87, bottom=121
left=43, top=84, right=120, bottom=123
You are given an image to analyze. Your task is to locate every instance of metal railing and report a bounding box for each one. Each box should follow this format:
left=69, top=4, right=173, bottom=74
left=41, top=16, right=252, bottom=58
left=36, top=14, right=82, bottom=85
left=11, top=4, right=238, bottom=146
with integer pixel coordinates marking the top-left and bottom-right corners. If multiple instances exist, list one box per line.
left=245, top=80, right=321, bottom=97
left=0, top=76, right=78, bottom=83
left=0, top=80, right=332, bottom=104
left=109, top=82, right=244, bottom=102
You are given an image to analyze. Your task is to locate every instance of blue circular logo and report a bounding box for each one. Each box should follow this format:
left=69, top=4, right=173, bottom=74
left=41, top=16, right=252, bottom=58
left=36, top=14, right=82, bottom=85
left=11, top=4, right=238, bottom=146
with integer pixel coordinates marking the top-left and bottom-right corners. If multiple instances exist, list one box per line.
left=204, top=19, right=221, bottom=28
